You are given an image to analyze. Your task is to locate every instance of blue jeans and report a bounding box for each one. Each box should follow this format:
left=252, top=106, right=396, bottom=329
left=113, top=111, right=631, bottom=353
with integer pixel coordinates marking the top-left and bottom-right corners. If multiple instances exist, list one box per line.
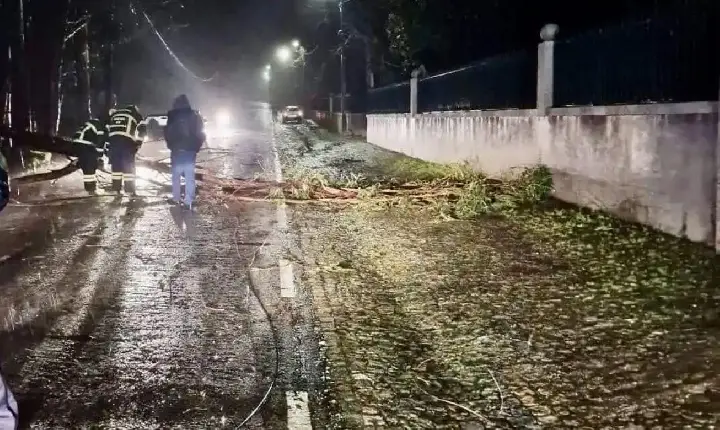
left=171, top=150, right=197, bottom=206
left=0, top=371, right=18, bottom=429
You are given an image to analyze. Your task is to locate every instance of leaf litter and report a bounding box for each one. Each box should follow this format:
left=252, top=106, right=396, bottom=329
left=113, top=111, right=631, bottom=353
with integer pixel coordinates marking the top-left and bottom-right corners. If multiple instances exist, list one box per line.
left=271, top=125, right=720, bottom=428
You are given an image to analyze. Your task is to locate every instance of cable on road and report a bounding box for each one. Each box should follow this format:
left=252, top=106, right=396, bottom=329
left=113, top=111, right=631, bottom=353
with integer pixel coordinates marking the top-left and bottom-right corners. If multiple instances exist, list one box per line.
left=234, top=221, right=281, bottom=427
left=128, top=1, right=217, bottom=82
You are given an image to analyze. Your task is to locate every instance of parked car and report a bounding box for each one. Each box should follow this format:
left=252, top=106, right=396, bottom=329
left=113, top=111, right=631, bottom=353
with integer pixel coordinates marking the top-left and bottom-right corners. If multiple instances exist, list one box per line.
left=140, top=114, right=168, bottom=142
left=281, top=106, right=303, bottom=124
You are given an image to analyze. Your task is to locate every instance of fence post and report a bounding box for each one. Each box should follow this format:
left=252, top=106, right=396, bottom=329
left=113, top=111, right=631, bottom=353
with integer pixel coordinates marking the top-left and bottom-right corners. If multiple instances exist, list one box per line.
left=329, top=95, right=334, bottom=114
left=410, top=77, right=418, bottom=115
left=537, top=24, right=558, bottom=113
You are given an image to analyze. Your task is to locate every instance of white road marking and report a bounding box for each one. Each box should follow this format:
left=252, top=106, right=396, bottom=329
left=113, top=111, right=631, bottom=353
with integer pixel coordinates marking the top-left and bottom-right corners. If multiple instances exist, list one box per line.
left=270, top=122, right=311, bottom=427
left=286, top=391, right=312, bottom=429
left=276, top=202, right=288, bottom=230
left=279, top=258, right=296, bottom=298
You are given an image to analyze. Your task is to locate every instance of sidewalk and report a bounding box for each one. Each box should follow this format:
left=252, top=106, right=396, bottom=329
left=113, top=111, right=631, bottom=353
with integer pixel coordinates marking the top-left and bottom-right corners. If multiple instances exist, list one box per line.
left=279, top=126, right=720, bottom=428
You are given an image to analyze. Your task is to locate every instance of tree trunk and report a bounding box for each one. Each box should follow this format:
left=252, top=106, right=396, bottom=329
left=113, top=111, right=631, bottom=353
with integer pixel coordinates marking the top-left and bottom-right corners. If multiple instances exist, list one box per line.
left=99, top=0, right=117, bottom=121
left=26, top=0, right=68, bottom=136
left=9, top=0, right=29, bottom=133
left=7, top=0, right=29, bottom=167
left=76, top=24, right=91, bottom=122
left=0, top=0, right=11, bottom=128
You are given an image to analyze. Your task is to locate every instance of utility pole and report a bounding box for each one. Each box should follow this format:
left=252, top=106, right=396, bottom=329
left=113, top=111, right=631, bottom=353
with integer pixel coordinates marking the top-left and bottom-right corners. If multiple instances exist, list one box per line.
left=338, top=0, right=346, bottom=133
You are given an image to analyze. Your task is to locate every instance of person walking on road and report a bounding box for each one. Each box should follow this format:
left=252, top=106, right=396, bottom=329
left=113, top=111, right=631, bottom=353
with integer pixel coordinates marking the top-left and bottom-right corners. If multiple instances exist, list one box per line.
left=164, top=94, right=205, bottom=209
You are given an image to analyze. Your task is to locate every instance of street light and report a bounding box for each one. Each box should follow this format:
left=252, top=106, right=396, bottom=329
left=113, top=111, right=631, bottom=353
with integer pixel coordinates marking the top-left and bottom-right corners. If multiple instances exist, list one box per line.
left=291, top=39, right=300, bottom=48
left=265, top=64, right=271, bottom=71
left=276, top=46, right=291, bottom=63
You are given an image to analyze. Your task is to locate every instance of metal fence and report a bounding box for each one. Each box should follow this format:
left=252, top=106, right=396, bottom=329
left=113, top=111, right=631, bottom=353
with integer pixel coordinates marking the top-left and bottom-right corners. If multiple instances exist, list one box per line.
left=554, top=12, right=718, bottom=106
left=358, top=8, right=717, bottom=113
left=417, top=49, right=537, bottom=113
left=367, top=82, right=411, bottom=113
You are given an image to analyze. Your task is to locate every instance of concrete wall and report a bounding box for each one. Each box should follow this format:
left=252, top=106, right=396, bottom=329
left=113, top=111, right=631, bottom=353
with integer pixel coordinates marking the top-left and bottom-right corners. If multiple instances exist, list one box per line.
left=367, top=102, right=719, bottom=247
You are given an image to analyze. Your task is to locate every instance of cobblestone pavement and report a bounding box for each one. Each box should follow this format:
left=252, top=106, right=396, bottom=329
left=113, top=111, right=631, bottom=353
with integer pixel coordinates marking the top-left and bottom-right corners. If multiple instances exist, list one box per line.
left=280, top=125, right=720, bottom=429
left=0, top=106, right=324, bottom=428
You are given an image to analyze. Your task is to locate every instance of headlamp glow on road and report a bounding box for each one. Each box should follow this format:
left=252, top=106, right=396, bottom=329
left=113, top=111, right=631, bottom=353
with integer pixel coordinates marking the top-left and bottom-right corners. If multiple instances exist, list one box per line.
left=216, top=109, right=231, bottom=126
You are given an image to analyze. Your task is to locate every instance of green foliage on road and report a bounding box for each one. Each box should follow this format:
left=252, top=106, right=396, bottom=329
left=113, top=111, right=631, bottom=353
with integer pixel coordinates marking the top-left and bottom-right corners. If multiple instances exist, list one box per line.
left=280, top=153, right=554, bottom=221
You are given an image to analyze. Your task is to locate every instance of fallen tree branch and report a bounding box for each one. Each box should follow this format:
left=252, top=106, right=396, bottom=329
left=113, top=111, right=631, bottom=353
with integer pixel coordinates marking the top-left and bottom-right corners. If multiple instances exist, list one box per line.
left=12, top=160, right=79, bottom=184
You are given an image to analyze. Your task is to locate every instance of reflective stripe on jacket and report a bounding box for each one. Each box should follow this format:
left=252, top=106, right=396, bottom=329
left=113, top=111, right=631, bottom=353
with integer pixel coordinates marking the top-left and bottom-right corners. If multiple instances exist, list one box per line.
left=108, top=109, right=143, bottom=143
left=72, top=119, right=107, bottom=149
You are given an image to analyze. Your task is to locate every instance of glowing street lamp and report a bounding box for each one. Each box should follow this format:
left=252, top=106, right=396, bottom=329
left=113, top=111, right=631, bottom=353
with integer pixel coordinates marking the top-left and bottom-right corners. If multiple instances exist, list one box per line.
left=291, top=39, right=300, bottom=49
left=275, top=46, right=291, bottom=63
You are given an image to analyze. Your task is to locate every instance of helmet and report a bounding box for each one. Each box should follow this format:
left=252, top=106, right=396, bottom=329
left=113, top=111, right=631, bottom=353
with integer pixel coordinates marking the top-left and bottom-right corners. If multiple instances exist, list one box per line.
left=122, top=105, right=140, bottom=115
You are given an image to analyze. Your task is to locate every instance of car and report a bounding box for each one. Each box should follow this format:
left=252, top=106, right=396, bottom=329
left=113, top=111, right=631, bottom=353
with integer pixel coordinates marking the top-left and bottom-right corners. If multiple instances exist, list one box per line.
left=281, top=106, right=303, bottom=124
left=139, top=114, right=168, bottom=142
left=144, top=113, right=168, bottom=127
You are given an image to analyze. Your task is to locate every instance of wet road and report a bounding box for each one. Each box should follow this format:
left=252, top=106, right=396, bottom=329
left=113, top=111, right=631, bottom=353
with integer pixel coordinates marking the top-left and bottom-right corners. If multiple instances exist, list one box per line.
left=0, top=105, right=322, bottom=428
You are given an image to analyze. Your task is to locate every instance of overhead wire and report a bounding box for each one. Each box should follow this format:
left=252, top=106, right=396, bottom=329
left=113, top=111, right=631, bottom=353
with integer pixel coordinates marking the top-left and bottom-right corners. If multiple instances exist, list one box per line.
left=128, top=0, right=217, bottom=82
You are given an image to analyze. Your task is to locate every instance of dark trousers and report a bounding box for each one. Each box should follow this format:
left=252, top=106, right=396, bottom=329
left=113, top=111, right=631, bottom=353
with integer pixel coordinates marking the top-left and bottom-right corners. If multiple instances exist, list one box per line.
left=77, top=144, right=101, bottom=193
left=108, top=137, right=138, bottom=193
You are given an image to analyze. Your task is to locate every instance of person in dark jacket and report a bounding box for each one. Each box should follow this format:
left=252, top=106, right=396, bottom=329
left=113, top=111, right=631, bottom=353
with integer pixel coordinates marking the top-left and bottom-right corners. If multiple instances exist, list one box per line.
left=164, top=94, right=205, bottom=209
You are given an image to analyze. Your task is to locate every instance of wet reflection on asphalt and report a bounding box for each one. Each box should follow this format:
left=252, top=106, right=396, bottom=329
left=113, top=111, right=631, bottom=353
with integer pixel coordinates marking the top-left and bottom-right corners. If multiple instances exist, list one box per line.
left=0, top=107, right=322, bottom=428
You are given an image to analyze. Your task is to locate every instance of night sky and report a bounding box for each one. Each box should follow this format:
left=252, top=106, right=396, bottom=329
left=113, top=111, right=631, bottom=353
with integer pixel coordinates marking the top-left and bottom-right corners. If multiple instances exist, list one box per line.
left=117, top=0, right=715, bottom=112
left=120, top=0, right=314, bottom=110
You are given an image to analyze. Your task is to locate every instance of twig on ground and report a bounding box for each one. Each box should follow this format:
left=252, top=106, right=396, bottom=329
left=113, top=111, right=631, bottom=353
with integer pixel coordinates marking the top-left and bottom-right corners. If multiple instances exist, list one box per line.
left=487, top=368, right=504, bottom=412
left=417, top=384, right=490, bottom=423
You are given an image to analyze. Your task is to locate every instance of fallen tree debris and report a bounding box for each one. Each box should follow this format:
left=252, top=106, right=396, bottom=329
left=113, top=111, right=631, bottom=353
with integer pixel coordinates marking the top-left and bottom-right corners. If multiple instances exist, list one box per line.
left=12, top=160, right=79, bottom=184
left=138, top=156, right=554, bottom=218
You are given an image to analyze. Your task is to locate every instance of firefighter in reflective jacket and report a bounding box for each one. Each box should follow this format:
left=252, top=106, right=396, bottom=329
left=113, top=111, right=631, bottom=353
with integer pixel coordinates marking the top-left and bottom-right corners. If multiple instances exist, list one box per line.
left=72, top=118, right=108, bottom=193
left=107, top=105, right=145, bottom=194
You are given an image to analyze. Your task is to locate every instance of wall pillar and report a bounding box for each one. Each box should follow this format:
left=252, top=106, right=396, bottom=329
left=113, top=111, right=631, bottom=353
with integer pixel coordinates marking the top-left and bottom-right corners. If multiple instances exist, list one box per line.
left=410, top=77, right=418, bottom=115
left=537, top=24, right=558, bottom=113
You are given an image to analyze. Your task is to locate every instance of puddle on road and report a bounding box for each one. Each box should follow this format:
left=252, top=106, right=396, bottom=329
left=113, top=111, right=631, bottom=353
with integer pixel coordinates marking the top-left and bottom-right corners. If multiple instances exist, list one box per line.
left=295, top=203, right=720, bottom=428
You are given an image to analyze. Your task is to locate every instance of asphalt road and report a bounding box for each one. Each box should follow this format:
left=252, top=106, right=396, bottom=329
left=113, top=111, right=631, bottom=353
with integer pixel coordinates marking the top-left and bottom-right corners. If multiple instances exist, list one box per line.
left=0, top=105, right=323, bottom=428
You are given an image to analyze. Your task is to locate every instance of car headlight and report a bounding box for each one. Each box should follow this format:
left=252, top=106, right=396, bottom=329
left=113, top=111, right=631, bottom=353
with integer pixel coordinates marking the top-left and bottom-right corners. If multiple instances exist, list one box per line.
left=216, top=109, right=231, bottom=127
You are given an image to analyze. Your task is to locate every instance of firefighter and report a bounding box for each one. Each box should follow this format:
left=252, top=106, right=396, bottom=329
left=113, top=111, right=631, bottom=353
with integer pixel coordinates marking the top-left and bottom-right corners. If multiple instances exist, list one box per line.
left=71, top=117, right=108, bottom=193
left=107, top=105, right=145, bottom=194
